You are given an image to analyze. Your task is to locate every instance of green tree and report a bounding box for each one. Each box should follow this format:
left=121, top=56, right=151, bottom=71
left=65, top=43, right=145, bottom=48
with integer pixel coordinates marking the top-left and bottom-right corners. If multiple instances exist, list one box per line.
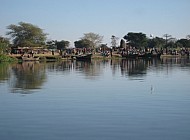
left=166, top=38, right=177, bottom=48
left=148, top=37, right=165, bottom=48
left=176, top=39, right=190, bottom=48
left=163, top=34, right=172, bottom=47
left=7, top=22, right=47, bottom=47
left=74, top=39, right=92, bottom=48
left=119, top=39, right=126, bottom=48
left=81, top=32, right=103, bottom=49
left=123, top=32, right=148, bottom=48
left=46, top=40, right=56, bottom=49
left=100, top=44, right=109, bottom=52
left=55, top=40, right=70, bottom=50
left=0, top=36, right=10, bottom=54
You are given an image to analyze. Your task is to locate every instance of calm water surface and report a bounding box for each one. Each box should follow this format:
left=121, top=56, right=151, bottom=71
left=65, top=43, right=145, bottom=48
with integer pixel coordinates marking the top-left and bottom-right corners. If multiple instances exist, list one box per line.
left=0, top=58, right=190, bottom=140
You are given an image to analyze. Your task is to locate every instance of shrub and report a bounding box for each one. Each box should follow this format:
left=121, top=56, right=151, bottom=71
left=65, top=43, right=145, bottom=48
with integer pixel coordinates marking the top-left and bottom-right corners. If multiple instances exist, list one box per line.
left=0, top=55, right=17, bottom=62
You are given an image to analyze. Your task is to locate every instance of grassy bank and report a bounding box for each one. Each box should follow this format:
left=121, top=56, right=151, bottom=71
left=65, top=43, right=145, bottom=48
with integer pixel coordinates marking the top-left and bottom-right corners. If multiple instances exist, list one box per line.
left=160, top=54, right=189, bottom=58
left=0, top=54, right=18, bottom=62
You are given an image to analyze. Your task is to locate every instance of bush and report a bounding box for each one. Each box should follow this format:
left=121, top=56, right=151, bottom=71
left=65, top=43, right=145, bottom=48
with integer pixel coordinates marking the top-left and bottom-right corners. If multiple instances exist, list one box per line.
left=0, top=54, right=17, bottom=62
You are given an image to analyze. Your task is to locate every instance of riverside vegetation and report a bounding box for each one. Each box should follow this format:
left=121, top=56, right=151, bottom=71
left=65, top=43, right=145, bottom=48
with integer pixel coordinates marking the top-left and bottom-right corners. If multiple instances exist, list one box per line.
left=0, top=22, right=190, bottom=62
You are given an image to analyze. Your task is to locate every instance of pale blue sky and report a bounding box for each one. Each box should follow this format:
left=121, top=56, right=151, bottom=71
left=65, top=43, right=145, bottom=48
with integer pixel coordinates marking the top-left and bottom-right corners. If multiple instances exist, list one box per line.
left=0, top=0, right=190, bottom=46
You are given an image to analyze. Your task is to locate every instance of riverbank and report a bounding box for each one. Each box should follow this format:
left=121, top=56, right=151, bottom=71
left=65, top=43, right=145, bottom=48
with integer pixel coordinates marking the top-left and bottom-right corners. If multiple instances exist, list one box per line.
left=0, top=54, right=17, bottom=62
left=1, top=53, right=189, bottom=62
left=160, top=54, right=189, bottom=58
left=7, top=53, right=122, bottom=61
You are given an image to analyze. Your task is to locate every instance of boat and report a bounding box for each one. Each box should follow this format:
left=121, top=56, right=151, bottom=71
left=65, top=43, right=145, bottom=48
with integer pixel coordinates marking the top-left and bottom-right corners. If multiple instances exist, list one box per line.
left=75, top=53, right=92, bottom=61
left=138, top=52, right=161, bottom=59
left=22, top=56, right=40, bottom=61
left=122, top=52, right=161, bottom=59
left=121, top=53, right=138, bottom=59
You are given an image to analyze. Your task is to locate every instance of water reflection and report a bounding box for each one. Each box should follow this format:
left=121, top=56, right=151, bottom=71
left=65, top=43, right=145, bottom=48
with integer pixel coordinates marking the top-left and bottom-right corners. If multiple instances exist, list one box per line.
left=161, top=57, right=190, bottom=67
left=75, top=61, right=95, bottom=77
left=120, top=58, right=162, bottom=78
left=10, top=62, right=46, bottom=94
left=45, top=60, right=108, bottom=80
left=0, top=57, right=189, bottom=94
left=45, top=61, right=73, bottom=75
left=75, top=60, right=107, bottom=79
left=0, top=63, right=11, bottom=83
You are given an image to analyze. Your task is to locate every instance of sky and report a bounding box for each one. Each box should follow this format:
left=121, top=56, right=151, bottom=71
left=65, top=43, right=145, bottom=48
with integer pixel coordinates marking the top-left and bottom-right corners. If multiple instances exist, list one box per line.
left=0, top=0, right=190, bottom=47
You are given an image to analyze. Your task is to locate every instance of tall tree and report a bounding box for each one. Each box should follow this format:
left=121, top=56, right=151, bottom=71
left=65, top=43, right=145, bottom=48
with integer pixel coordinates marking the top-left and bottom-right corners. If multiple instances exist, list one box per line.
left=7, top=22, right=47, bottom=47
left=74, top=39, right=92, bottom=48
left=81, top=32, right=103, bottom=49
left=123, top=32, right=148, bottom=48
left=163, top=34, right=172, bottom=47
left=46, top=40, right=56, bottom=49
left=119, top=39, right=126, bottom=48
left=177, top=39, right=190, bottom=48
left=55, top=40, right=70, bottom=50
left=148, top=37, right=165, bottom=48
left=111, top=35, right=119, bottom=48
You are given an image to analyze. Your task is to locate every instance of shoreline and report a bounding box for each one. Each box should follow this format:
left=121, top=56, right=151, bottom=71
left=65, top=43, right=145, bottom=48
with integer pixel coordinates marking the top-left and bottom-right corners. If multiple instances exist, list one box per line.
left=1, top=53, right=189, bottom=62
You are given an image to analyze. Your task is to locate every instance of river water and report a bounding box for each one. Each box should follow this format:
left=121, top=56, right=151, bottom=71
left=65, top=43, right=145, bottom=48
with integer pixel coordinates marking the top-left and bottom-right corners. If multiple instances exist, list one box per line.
left=0, top=58, right=190, bottom=140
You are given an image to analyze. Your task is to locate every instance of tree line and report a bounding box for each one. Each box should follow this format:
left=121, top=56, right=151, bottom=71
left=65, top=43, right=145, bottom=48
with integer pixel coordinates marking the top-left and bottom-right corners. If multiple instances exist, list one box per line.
left=1, top=22, right=190, bottom=54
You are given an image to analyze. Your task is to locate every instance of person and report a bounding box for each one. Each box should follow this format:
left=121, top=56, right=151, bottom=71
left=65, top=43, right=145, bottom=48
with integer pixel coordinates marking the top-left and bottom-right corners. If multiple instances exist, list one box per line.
left=31, top=50, right=34, bottom=57
left=52, top=50, right=54, bottom=55
left=110, top=48, right=113, bottom=57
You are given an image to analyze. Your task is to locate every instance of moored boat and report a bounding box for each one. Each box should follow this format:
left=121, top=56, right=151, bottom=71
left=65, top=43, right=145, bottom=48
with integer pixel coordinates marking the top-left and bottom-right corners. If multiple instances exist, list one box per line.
left=22, top=56, right=40, bottom=61
left=122, top=52, right=161, bottom=59
left=75, top=53, right=92, bottom=61
left=138, top=52, right=161, bottom=59
left=121, top=53, right=138, bottom=59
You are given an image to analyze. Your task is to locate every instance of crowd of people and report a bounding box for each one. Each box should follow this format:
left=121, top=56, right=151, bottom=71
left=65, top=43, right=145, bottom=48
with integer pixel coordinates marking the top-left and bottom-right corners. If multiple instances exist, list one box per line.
left=9, top=46, right=190, bottom=58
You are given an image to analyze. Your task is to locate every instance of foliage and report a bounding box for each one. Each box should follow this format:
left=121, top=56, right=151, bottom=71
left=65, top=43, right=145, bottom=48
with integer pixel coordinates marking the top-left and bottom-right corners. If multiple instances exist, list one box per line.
left=123, top=32, right=148, bottom=48
left=119, top=39, right=126, bottom=48
left=163, top=34, right=172, bottom=47
left=46, top=40, right=56, bottom=49
left=0, top=36, right=9, bottom=44
left=166, top=41, right=176, bottom=48
left=55, top=40, right=70, bottom=50
left=0, top=54, right=17, bottom=62
left=100, top=44, right=109, bottom=50
left=80, top=32, right=103, bottom=49
left=74, top=39, right=92, bottom=48
left=47, top=40, right=70, bottom=50
left=165, top=38, right=177, bottom=48
left=176, top=39, right=190, bottom=48
left=148, top=37, right=165, bottom=48
left=7, top=22, right=47, bottom=47
left=0, top=36, right=10, bottom=54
